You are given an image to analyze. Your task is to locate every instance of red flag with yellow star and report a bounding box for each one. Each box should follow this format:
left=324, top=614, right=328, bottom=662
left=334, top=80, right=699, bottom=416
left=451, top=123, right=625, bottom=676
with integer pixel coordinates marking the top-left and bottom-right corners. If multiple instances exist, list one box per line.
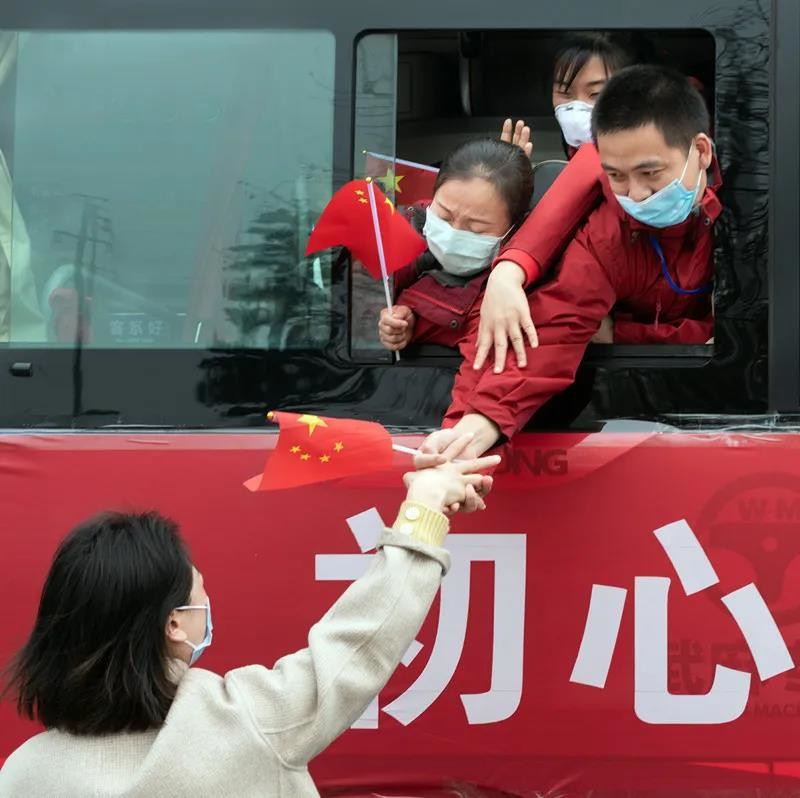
left=304, top=179, right=426, bottom=279
left=244, top=411, right=394, bottom=491
left=364, top=152, right=439, bottom=205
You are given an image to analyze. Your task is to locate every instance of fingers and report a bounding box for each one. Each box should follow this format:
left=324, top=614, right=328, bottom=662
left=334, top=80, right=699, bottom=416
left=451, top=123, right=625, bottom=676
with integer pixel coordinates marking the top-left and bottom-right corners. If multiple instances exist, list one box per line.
left=500, top=118, right=512, bottom=143
left=455, top=454, right=502, bottom=475
left=476, top=474, right=494, bottom=498
left=493, top=328, right=508, bottom=374
left=518, top=124, right=531, bottom=148
left=508, top=320, right=527, bottom=368
left=418, top=428, right=460, bottom=457
left=522, top=317, right=538, bottom=349
left=512, top=119, right=526, bottom=146
left=438, top=431, right=477, bottom=462
left=379, top=328, right=408, bottom=342
left=440, top=432, right=475, bottom=462
left=379, top=306, right=412, bottom=327
left=378, top=329, right=410, bottom=351
left=458, top=483, right=486, bottom=513
left=473, top=325, right=492, bottom=370
left=379, top=313, right=409, bottom=332
left=412, top=452, right=447, bottom=470
left=379, top=328, right=408, bottom=344
left=378, top=307, right=413, bottom=351
left=524, top=141, right=533, bottom=159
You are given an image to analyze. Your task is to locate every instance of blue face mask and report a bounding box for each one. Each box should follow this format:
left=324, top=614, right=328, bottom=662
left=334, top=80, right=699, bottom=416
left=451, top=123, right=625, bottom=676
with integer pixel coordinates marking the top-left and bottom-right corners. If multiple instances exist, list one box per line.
left=614, top=144, right=703, bottom=229
left=174, top=599, right=213, bottom=665
left=423, top=207, right=510, bottom=277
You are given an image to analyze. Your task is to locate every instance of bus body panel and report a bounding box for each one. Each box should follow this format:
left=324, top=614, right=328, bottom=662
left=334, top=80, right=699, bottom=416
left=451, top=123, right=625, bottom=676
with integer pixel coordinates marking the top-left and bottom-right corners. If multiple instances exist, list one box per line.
left=2, top=430, right=800, bottom=794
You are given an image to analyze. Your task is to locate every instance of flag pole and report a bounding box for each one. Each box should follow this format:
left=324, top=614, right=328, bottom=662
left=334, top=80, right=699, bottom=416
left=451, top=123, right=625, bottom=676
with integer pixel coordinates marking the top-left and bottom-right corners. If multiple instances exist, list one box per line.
left=391, top=442, right=465, bottom=465
left=366, top=177, right=400, bottom=362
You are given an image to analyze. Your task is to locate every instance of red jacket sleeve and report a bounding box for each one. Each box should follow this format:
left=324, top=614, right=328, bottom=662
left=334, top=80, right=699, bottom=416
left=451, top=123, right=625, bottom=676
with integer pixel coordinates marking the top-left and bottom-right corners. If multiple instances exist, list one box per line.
left=392, top=261, right=420, bottom=295
left=394, top=199, right=432, bottom=295
left=445, top=229, right=617, bottom=440
left=613, top=315, right=713, bottom=344
left=493, top=144, right=605, bottom=287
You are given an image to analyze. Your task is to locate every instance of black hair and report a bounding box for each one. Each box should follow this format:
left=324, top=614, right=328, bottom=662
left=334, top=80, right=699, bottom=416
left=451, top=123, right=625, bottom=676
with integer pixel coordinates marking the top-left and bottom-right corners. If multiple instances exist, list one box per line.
left=433, top=138, right=533, bottom=225
left=553, top=32, right=638, bottom=94
left=592, top=64, right=711, bottom=151
left=2, top=511, right=193, bottom=735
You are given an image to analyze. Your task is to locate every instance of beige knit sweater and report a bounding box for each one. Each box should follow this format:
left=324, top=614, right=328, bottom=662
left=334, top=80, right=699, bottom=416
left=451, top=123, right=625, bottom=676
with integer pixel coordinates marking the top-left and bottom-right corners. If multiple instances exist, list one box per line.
left=0, top=502, right=450, bottom=798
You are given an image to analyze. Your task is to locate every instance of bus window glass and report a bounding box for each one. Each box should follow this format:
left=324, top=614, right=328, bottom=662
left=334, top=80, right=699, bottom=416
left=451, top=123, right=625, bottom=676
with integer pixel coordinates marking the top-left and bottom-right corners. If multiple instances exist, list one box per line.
left=351, top=33, right=398, bottom=360
left=0, top=30, right=335, bottom=349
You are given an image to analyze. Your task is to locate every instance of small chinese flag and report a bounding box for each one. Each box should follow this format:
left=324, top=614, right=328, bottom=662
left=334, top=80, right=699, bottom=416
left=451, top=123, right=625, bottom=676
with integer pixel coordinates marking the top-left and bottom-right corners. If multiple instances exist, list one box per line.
left=364, top=151, right=439, bottom=206
left=244, top=411, right=393, bottom=491
left=304, top=179, right=426, bottom=279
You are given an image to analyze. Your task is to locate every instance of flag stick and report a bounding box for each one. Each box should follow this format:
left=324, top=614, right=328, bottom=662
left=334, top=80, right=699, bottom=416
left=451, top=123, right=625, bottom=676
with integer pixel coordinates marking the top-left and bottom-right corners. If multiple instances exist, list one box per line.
left=366, top=178, right=400, bottom=362
left=392, top=441, right=467, bottom=465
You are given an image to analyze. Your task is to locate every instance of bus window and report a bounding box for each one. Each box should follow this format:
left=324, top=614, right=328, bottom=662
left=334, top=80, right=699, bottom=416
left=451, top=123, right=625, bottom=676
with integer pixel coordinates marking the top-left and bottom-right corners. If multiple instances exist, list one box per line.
left=350, top=33, right=397, bottom=362
left=0, top=30, right=335, bottom=350
left=351, top=29, right=722, bottom=362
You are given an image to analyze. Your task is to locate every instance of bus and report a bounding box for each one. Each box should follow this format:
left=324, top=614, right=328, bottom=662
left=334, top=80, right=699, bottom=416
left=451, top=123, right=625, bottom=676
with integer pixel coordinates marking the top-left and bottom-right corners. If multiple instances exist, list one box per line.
left=1, top=0, right=799, bottom=795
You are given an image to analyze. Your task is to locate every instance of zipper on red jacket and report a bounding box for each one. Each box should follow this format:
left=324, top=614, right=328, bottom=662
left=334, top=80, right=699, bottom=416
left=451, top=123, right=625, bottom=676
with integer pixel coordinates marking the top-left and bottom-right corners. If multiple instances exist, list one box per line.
left=655, top=295, right=661, bottom=332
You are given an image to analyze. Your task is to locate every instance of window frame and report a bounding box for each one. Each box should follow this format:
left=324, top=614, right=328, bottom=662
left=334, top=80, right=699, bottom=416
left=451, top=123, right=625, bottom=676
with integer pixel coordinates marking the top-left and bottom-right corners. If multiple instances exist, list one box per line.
left=768, top=0, right=800, bottom=413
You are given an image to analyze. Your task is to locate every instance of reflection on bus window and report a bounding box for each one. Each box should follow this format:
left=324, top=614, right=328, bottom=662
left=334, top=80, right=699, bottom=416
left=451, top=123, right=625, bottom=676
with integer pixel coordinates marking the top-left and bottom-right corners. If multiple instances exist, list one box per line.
left=0, top=30, right=335, bottom=350
left=0, top=33, right=45, bottom=343
left=350, top=34, right=398, bottom=358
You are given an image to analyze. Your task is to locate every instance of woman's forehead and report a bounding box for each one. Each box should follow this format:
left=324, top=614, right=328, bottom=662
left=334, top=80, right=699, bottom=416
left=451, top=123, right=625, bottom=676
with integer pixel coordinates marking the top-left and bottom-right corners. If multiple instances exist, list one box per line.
left=436, top=177, right=503, bottom=209
left=556, top=54, right=609, bottom=90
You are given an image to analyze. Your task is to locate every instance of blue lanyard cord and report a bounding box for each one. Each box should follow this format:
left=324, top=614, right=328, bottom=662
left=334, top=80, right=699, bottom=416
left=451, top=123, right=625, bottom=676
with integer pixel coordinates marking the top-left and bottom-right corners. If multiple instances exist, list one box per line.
left=648, top=234, right=713, bottom=296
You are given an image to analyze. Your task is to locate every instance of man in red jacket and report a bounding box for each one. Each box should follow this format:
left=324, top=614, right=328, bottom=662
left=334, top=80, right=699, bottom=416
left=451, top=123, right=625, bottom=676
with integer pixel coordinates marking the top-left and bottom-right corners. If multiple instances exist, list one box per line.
left=426, top=64, right=717, bottom=457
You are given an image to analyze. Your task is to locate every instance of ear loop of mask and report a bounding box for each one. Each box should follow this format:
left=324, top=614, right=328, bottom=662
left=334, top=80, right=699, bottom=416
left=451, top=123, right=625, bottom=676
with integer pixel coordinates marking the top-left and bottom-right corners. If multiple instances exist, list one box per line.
left=174, top=602, right=212, bottom=662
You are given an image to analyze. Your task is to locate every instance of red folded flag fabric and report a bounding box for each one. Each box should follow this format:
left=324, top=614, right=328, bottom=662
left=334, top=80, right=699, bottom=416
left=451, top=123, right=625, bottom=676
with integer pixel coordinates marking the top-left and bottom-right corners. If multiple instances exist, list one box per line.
left=364, top=151, right=439, bottom=206
left=304, top=179, right=426, bottom=279
left=244, top=411, right=394, bottom=491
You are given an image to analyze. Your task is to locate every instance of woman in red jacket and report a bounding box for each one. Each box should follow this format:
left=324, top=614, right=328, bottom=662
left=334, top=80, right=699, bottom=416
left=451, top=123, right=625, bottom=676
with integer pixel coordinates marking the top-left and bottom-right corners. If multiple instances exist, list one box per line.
left=377, top=138, right=533, bottom=353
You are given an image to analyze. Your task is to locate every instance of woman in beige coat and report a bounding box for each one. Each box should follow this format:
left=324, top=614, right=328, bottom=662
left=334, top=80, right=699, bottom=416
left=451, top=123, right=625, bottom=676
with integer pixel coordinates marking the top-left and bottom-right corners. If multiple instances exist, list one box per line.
left=0, top=435, right=497, bottom=797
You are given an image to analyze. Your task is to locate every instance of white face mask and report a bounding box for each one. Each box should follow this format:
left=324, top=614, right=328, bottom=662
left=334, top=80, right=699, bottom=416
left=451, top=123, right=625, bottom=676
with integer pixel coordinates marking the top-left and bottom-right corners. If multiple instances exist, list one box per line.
left=554, top=100, right=594, bottom=148
left=423, top=207, right=507, bottom=277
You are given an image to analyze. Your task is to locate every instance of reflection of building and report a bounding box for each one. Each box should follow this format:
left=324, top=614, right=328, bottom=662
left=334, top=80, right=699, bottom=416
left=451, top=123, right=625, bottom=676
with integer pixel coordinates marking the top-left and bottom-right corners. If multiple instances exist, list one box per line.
left=0, top=31, right=46, bottom=343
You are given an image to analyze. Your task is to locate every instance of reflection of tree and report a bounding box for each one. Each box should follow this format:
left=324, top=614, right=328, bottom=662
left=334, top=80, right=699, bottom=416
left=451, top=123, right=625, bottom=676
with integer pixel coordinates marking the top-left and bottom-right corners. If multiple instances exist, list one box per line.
left=218, top=201, right=330, bottom=350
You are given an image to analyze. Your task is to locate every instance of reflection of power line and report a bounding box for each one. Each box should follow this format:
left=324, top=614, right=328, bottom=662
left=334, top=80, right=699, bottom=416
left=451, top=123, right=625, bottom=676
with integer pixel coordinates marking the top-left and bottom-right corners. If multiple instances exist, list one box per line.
left=53, top=194, right=114, bottom=274
left=51, top=193, right=115, bottom=418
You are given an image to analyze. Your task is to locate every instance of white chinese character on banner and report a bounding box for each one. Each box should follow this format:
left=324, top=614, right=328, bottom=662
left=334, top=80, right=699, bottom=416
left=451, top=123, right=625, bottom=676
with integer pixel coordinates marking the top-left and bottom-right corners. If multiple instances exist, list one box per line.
left=316, top=508, right=526, bottom=728
left=570, top=519, right=795, bottom=724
